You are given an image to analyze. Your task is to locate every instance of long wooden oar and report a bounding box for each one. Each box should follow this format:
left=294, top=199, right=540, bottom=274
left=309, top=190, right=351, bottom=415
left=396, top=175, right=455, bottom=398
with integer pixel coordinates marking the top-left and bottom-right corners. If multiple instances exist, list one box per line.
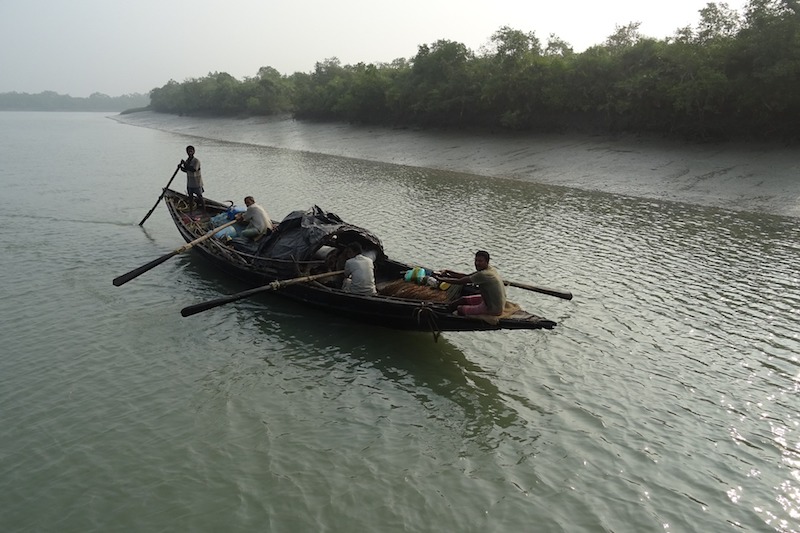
left=439, top=269, right=573, bottom=300
left=113, top=219, right=238, bottom=287
left=180, top=270, right=345, bottom=317
left=504, top=280, right=572, bottom=300
left=138, top=163, right=182, bottom=226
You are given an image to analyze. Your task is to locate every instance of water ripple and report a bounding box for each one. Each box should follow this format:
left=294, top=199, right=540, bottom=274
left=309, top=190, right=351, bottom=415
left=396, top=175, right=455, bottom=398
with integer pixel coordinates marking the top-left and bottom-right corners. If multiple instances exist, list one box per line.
left=2, top=113, right=799, bottom=532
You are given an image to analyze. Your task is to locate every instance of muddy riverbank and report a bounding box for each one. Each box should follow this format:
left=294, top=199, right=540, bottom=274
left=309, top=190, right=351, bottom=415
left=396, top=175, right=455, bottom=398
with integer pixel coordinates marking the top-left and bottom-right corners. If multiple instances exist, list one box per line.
left=113, top=111, right=800, bottom=218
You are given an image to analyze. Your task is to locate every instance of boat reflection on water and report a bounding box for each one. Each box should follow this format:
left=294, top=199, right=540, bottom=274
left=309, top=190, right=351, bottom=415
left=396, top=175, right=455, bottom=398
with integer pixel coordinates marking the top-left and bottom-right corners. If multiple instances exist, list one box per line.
left=188, top=283, right=548, bottom=453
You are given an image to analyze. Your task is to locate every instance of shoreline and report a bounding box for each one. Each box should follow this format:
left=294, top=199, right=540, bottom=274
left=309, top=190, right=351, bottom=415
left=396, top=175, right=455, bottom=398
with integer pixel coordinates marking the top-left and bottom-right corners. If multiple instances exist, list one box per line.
left=112, top=111, right=800, bottom=218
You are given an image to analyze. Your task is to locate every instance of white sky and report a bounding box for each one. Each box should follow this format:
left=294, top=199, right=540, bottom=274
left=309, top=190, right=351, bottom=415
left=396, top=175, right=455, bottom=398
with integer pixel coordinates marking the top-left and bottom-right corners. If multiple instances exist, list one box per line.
left=0, top=0, right=747, bottom=97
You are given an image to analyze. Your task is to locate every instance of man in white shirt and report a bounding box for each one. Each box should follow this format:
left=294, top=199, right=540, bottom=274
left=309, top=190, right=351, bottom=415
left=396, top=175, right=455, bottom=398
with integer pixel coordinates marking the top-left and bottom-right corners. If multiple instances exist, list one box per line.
left=236, top=196, right=274, bottom=239
left=342, top=242, right=377, bottom=295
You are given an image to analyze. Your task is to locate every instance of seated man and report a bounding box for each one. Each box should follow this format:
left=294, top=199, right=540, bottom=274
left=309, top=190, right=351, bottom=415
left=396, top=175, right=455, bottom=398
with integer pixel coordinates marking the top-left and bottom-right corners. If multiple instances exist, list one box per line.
left=341, top=242, right=377, bottom=295
left=235, top=196, right=274, bottom=239
left=439, top=250, right=506, bottom=316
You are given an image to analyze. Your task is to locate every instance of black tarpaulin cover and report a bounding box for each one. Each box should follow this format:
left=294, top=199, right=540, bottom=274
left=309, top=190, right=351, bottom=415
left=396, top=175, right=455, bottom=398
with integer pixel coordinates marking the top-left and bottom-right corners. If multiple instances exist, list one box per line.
left=258, top=205, right=385, bottom=261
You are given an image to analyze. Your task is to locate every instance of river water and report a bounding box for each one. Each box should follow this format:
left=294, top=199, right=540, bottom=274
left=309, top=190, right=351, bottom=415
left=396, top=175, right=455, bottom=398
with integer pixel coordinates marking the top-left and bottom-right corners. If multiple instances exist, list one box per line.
left=1, top=111, right=798, bottom=532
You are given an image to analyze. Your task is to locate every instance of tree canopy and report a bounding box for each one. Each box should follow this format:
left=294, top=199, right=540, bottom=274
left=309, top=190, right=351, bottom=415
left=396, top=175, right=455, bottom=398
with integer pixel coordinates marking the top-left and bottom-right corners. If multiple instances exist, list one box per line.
left=0, top=91, right=149, bottom=112
left=148, top=0, right=800, bottom=141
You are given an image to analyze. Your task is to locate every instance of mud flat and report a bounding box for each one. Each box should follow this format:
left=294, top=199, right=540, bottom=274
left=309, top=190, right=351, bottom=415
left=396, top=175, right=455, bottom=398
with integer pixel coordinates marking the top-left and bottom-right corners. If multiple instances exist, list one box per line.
left=113, top=111, right=800, bottom=218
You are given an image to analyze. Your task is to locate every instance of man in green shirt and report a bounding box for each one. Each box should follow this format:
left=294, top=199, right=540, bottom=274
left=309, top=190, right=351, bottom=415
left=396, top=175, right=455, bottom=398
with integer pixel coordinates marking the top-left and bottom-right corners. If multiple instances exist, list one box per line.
left=440, top=250, right=506, bottom=316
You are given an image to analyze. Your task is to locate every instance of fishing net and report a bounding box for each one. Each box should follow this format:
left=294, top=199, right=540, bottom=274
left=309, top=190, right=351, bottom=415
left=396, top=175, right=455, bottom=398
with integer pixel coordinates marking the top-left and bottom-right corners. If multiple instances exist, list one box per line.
left=378, top=280, right=462, bottom=302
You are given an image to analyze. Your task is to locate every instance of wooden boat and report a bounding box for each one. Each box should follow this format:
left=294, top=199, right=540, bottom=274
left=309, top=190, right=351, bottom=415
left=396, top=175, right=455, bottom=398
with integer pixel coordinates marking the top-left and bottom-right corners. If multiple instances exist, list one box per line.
left=162, top=188, right=557, bottom=334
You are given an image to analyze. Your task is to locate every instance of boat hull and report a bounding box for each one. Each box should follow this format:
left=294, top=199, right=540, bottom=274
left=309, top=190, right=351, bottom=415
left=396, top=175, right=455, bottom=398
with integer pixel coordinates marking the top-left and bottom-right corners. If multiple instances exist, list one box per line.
left=163, top=189, right=556, bottom=333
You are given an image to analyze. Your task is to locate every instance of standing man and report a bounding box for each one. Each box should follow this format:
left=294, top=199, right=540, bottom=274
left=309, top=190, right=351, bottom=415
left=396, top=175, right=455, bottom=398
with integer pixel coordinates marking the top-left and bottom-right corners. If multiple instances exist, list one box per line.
left=179, top=145, right=205, bottom=213
left=440, top=250, right=506, bottom=316
left=235, top=196, right=273, bottom=239
left=342, top=242, right=377, bottom=295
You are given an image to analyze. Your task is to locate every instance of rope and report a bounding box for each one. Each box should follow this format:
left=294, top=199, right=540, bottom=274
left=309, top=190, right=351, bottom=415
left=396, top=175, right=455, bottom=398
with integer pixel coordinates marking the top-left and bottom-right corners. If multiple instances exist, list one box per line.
left=412, top=302, right=443, bottom=342
left=172, top=197, right=206, bottom=232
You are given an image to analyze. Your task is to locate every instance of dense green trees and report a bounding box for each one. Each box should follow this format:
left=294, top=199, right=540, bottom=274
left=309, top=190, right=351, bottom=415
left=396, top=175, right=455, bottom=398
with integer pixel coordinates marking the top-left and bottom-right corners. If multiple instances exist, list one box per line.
left=149, top=68, right=293, bottom=116
left=0, top=91, right=149, bottom=112
left=148, top=0, right=800, bottom=140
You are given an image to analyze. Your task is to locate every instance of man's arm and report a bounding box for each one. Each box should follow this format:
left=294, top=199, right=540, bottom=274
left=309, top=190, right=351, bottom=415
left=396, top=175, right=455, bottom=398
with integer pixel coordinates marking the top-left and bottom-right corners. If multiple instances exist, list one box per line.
left=436, top=270, right=472, bottom=285
left=181, top=158, right=198, bottom=172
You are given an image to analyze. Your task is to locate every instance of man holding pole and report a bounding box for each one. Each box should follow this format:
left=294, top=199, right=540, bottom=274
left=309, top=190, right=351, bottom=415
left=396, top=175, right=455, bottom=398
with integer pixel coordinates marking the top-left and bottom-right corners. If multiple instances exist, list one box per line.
left=179, top=145, right=205, bottom=214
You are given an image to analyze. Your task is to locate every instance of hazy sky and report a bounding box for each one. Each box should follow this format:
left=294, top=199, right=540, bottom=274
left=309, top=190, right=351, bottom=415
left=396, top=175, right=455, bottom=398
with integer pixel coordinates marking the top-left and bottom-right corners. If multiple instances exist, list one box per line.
left=0, top=0, right=747, bottom=97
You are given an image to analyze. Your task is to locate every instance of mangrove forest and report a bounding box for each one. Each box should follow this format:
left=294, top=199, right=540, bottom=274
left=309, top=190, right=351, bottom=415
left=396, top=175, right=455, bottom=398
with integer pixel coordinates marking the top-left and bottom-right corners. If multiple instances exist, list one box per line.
left=148, top=0, right=800, bottom=140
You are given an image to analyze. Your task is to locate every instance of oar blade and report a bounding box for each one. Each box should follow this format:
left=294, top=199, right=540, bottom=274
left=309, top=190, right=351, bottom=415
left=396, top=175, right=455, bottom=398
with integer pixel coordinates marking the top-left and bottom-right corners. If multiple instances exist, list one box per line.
left=535, top=286, right=573, bottom=300
left=139, top=165, right=182, bottom=226
left=113, top=251, right=178, bottom=286
left=116, top=220, right=238, bottom=287
left=138, top=206, right=158, bottom=227
left=180, top=270, right=344, bottom=317
left=505, top=281, right=573, bottom=300
left=180, top=283, right=278, bottom=316
left=181, top=297, right=239, bottom=317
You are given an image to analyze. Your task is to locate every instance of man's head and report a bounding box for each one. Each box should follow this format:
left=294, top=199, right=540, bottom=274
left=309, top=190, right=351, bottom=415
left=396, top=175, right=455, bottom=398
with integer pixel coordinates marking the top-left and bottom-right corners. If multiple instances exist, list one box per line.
left=474, top=250, right=491, bottom=271
left=186, top=145, right=195, bottom=157
left=244, top=196, right=255, bottom=206
left=346, top=242, right=363, bottom=258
